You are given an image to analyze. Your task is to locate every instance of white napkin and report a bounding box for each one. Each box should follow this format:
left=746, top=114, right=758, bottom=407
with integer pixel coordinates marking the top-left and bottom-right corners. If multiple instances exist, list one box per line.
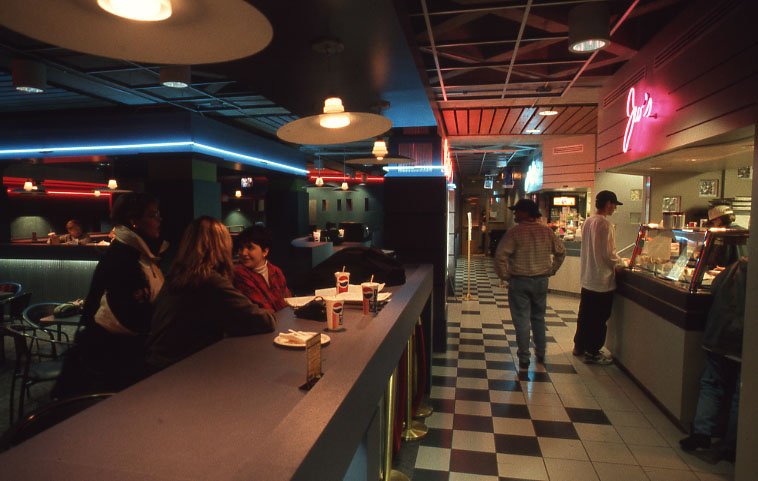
left=279, top=329, right=317, bottom=343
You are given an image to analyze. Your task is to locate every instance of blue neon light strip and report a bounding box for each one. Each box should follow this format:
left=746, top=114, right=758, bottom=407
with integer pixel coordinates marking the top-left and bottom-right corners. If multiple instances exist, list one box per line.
left=193, top=143, right=307, bottom=175
left=0, top=141, right=308, bottom=175
left=382, top=165, right=445, bottom=172
left=0, top=142, right=194, bottom=155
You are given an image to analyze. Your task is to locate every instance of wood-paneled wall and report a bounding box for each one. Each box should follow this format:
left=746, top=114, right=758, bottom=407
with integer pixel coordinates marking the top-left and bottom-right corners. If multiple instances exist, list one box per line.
left=542, top=135, right=596, bottom=190
left=597, top=0, right=758, bottom=171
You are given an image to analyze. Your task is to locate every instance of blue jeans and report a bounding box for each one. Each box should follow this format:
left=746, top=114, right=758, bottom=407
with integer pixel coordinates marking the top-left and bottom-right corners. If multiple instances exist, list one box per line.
left=508, top=276, right=549, bottom=363
left=692, top=352, right=741, bottom=452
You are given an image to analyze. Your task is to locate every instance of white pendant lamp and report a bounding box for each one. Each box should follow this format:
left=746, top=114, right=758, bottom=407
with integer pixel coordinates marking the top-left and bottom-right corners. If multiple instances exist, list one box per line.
left=276, top=39, right=392, bottom=145
left=0, top=0, right=272, bottom=65
left=97, top=0, right=172, bottom=22
left=372, top=139, right=388, bottom=160
left=235, top=190, right=242, bottom=198
left=108, top=179, right=118, bottom=190
left=23, top=179, right=33, bottom=191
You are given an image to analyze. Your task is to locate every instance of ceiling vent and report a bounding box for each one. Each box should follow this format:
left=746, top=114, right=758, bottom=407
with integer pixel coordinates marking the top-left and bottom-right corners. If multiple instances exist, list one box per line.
left=654, top=0, right=739, bottom=71
left=553, top=144, right=584, bottom=155
left=602, top=67, right=646, bottom=109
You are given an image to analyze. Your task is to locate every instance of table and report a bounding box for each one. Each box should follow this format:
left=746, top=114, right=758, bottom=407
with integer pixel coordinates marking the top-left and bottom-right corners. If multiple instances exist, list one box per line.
left=0, top=265, right=434, bottom=481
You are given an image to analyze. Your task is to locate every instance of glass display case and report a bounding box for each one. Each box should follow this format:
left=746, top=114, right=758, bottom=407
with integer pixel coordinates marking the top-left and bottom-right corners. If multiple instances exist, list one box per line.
left=628, top=225, right=748, bottom=293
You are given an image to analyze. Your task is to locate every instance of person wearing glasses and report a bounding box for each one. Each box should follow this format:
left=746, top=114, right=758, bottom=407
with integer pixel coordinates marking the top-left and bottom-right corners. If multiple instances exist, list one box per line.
left=54, top=193, right=168, bottom=396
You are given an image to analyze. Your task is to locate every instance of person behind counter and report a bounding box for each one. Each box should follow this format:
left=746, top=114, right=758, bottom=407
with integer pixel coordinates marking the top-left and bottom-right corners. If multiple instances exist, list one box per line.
left=233, top=225, right=292, bottom=311
left=146, top=217, right=276, bottom=371
left=53, top=193, right=167, bottom=397
left=47, top=219, right=91, bottom=245
left=705, top=204, right=747, bottom=268
left=680, top=257, right=747, bottom=463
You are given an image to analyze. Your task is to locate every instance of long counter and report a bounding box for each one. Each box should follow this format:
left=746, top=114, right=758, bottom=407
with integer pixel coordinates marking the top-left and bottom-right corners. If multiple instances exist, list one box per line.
left=607, top=267, right=711, bottom=429
left=0, top=264, right=434, bottom=481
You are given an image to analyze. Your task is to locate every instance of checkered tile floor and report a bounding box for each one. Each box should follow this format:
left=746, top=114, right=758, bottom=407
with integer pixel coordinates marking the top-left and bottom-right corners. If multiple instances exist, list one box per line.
left=394, top=257, right=735, bottom=481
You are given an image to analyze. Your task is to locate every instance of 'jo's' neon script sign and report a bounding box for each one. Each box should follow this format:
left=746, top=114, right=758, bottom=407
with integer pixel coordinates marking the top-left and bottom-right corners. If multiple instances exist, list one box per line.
left=623, top=87, right=653, bottom=153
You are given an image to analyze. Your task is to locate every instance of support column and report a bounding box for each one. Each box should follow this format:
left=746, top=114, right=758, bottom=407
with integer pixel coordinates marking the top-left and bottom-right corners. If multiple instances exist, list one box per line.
left=147, top=156, right=221, bottom=250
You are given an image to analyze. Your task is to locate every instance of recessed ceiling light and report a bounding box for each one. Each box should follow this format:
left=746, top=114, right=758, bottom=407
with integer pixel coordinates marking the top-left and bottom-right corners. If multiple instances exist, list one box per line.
left=650, top=167, right=662, bottom=170
left=525, top=129, right=541, bottom=134
left=97, top=0, right=172, bottom=22
left=538, top=110, right=558, bottom=116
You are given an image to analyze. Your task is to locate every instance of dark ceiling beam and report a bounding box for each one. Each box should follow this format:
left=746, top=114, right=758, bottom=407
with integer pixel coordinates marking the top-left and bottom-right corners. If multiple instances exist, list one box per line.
left=409, top=0, right=604, bottom=17
left=500, top=0, right=532, bottom=98
left=421, top=35, right=568, bottom=49
left=415, top=11, right=487, bottom=42
left=430, top=58, right=585, bottom=71
left=492, top=7, right=568, bottom=34
left=420, top=0, right=449, bottom=101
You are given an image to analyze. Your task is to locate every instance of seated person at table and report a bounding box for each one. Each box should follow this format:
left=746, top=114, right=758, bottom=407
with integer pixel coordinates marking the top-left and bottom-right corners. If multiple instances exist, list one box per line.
left=323, top=221, right=343, bottom=245
left=52, top=193, right=167, bottom=397
left=146, top=217, right=276, bottom=371
left=48, top=219, right=91, bottom=245
left=233, top=225, right=292, bottom=311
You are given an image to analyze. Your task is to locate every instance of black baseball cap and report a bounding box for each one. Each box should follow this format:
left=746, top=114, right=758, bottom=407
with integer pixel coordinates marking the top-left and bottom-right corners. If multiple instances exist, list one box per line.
left=509, top=199, right=542, bottom=218
left=596, top=190, right=623, bottom=206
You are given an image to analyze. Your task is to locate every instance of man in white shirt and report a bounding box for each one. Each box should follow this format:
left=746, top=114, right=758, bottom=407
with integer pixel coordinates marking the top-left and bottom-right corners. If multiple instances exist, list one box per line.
left=573, top=190, right=622, bottom=365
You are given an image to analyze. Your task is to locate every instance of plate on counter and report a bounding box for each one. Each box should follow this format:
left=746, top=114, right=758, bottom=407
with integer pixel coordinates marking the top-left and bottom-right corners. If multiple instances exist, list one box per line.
left=274, top=333, right=330, bottom=348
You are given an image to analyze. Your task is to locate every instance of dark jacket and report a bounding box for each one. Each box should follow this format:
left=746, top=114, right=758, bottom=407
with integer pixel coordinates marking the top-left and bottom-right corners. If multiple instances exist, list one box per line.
left=702, top=257, right=747, bottom=361
left=146, top=272, right=277, bottom=370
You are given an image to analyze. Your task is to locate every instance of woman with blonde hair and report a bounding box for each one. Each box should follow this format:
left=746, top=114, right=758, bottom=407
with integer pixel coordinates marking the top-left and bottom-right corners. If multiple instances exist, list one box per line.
left=147, top=216, right=276, bottom=371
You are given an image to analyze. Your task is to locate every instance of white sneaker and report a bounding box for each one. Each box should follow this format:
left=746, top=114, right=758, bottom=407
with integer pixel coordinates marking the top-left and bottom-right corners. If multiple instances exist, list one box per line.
left=584, top=352, right=613, bottom=365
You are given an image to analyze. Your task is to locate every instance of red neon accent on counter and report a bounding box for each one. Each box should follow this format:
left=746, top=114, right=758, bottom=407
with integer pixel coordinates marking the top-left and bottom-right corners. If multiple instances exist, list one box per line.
left=623, top=87, right=653, bottom=153
left=307, top=175, right=384, bottom=182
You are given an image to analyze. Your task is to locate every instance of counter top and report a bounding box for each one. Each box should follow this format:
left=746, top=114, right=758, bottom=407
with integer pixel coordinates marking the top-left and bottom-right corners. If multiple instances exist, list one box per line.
left=615, top=267, right=711, bottom=330
left=0, top=265, right=434, bottom=481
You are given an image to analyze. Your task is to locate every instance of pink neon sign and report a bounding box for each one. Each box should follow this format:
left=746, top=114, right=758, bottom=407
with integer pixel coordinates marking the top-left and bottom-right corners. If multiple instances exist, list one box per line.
left=623, top=87, right=654, bottom=153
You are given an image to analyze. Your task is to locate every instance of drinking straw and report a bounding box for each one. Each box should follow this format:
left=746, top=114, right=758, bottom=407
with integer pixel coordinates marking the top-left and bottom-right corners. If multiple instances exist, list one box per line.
left=370, top=275, right=374, bottom=283
left=342, top=266, right=346, bottom=272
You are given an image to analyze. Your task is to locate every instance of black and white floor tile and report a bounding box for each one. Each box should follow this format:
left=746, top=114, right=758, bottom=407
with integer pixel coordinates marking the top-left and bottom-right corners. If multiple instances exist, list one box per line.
left=396, top=257, right=735, bottom=481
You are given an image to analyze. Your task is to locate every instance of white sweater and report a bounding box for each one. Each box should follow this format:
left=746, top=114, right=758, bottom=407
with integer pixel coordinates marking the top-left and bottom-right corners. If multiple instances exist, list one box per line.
left=580, top=214, right=620, bottom=292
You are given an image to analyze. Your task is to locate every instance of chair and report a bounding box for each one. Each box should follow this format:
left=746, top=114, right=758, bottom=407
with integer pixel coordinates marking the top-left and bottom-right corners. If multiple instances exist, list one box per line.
left=4, top=324, right=72, bottom=423
left=0, top=291, right=32, bottom=363
left=23, top=302, right=78, bottom=360
left=0, top=282, right=22, bottom=297
left=0, top=393, right=114, bottom=451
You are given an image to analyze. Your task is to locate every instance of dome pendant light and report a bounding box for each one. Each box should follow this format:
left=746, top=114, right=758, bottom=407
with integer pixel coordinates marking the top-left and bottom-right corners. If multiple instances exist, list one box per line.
left=23, top=179, right=33, bottom=191
left=235, top=190, right=242, bottom=198
left=315, top=176, right=325, bottom=187
left=108, top=179, right=118, bottom=190
left=568, top=2, right=610, bottom=53
left=160, top=65, right=191, bottom=88
left=372, top=139, right=388, bottom=160
left=319, top=97, right=351, bottom=129
left=97, top=0, right=172, bottom=22
left=12, top=60, right=46, bottom=93
left=341, top=181, right=349, bottom=191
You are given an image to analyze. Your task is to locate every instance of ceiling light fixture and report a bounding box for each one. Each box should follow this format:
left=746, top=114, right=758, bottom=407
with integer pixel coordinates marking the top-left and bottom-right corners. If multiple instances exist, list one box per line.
left=160, top=65, right=191, bottom=88
left=525, top=129, right=541, bottom=134
left=23, top=179, right=33, bottom=192
left=319, top=97, right=351, bottom=129
left=276, top=39, right=392, bottom=145
left=568, top=2, right=610, bottom=53
left=107, top=179, right=118, bottom=189
left=235, top=190, right=242, bottom=198
left=97, top=0, right=172, bottom=22
left=12, top=59, right=46, bottom=93
left=94, top=190, right=101, bottom=197
left=538, top=109, right=558, bottom=116
left=341, top=181, right=349, bottom=191
left=315, top=176, right=325, bottom=187
left=372, top=139, right=388, bottom=160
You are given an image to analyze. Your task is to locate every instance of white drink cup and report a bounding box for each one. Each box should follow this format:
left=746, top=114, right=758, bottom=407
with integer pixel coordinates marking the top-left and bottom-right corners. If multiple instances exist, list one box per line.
left=361, top=282, right=379, bottom=315
left=312, top=230, right=321, bottom=242
left=335, top=271, right=350, bottom=294
left=324, top=296, right=344, bottom=330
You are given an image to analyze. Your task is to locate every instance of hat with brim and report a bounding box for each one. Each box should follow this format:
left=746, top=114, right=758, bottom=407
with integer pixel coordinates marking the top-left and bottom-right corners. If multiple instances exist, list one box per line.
left=596, top=190, right=623, bottom=206
left=509, top=199, right=542, bottom=218
left=708, top=204, right=733, bottom=221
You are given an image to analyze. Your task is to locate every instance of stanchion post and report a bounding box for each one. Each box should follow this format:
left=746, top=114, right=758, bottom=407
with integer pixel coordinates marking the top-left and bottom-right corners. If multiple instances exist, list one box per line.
left=382, top=367, right=408, bottom=481
left=414, top=317, right=433, bottom=419
left=402, top=336, right=428, bottom=441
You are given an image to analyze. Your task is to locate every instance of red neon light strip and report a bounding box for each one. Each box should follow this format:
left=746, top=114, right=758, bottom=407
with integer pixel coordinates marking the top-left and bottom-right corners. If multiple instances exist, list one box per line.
left=46, top=191, right=112, bottom=197
left=3, top=177, right=109, bottom=189
left=307, top=176, right=384, bottom=182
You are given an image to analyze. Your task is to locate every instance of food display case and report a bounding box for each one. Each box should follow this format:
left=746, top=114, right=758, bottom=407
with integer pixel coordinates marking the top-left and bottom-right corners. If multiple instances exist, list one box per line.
left=628, top=225, right=749, bottom=293
left=608, top=224, right=748, bottom=428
